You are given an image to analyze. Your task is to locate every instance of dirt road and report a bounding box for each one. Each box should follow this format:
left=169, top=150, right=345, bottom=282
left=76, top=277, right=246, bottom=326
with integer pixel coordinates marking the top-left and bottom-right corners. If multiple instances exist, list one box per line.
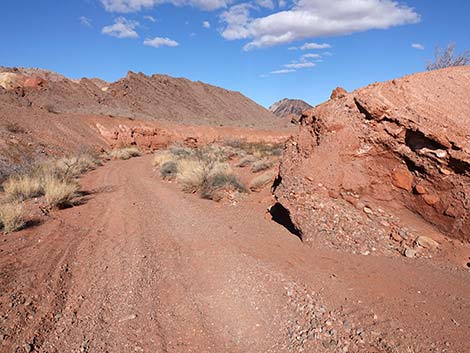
left=1, top=155, right=469, bottom=352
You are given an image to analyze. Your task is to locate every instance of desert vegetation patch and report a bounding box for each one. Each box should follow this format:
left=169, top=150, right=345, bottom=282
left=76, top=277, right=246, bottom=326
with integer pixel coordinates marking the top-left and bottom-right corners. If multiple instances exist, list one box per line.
left=153, top=140, right=282, bottom=201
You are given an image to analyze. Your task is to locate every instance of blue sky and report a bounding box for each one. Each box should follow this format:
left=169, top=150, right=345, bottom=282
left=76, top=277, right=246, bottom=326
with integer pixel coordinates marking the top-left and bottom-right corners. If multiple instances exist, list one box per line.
left=1, top=0, right=469, bottom=107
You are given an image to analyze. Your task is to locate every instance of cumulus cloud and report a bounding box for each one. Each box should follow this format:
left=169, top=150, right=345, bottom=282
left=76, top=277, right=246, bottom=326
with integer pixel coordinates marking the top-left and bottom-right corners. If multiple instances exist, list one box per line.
left=411, top=43, right=424, bottom=50
left=271, top=68, right=296, bottom=74
left=221, top=0, right=420, bottom=50
left=79, top=16, right=92, bottom=27
left=101, top=0, right=231, bottom=12
left=144, top=36, right=179, bottom=47
left=102, top=17, right=139, bottom=38
left=203, top=20, right=211, bottom=28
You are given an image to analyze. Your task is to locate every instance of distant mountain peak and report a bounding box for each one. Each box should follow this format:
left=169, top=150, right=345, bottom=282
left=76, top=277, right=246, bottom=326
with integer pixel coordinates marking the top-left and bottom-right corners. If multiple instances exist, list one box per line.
left=269, top=98, right=313, bottom=118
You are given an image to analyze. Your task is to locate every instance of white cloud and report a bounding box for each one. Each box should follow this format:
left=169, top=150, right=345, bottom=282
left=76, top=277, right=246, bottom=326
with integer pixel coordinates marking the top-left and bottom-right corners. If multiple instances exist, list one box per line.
left=144, top=15, right=157, bottom=22
left=301, top=53, right=321, bottom=59
left=271, top=69, right=296, bottom=74
left=203, top=20, right=211, bottom=28
left=411, top=43, right=424, bottom=50
left=301, top=42, right=331, bottom=50
left=101, top=0, right=232, bottom=12
left=284, top=61, right=315, bottom=69
left=278, top=0, right=287, bottom=8
left=79, top=16, right=92, bottom=27
left=144, top=36, right=179, bottom=47
left=221, top=0, right=420, bottom=50
left=102, top=17, right=139, bottom=38
left=219, top=3, right=253, bottom=40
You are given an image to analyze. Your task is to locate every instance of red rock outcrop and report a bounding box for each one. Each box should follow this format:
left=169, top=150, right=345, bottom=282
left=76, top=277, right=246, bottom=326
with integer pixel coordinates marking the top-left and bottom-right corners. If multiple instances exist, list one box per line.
left=275, top=67, right=470, bottom=243
left=330, top=87, right=347, bottom=99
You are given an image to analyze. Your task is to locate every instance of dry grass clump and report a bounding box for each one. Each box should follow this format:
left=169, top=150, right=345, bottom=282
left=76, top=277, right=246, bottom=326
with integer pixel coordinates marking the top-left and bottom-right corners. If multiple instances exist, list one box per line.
left=235, top=155, right=257, bottom=168
left=153, top=150, right=176, bottom=168
left=3, top=175, right=43, bottom=201
left=249, top=171, right=276, bottom=192
left=176, top=159, right=205, bottom=193
left=201, top=172, right=247, bottom=201
left=108, top=147, right=141, bottom=160
left=42, top=175, right=80, bottom=209
left=2, top=152, right=101, bottom=211
left=0, top=201, right=25, bottom=233
left=54, top=154, right=101, bottom=177
left=153, top=144, right=247, bottom=200
left=251, top=159, right=273, bottom=173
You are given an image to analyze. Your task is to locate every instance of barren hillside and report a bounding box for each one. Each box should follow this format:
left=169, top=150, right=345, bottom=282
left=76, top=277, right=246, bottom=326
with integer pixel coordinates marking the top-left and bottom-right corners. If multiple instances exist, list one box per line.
left=0, top=67, right=279, bottom=128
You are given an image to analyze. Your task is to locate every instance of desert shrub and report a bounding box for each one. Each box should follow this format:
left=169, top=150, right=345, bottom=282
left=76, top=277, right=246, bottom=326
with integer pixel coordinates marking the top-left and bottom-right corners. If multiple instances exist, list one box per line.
left=108, top=147, right=141, bottom=160
left=223, top=138, right=246, bottom=149
left=207, top=162, right=232, bottom=178
left=0, top=201, right=25, bottom=233
left=160, top=161, right=178, bottom=180
left=43, top=175, right=79, bottom=208
left=426, top=43, right=470, bottom=71
left=3, top=175, right=43, bottom=200
left=201, top=172, right=247, bottom=201
left=54, top=155, right=100, bottom=178
left=176, top=159, right=206, bottom=193
left=235, top=155, right=257, bottom=168
left=271, top=146, right=283, bottom=156
left=169, top=144, right=194, bottom=158
left=153, top=150, right=175, bottom=168
left=249, top=171, right=276, bottom=192
left=251, top=159, right=273, bottom=173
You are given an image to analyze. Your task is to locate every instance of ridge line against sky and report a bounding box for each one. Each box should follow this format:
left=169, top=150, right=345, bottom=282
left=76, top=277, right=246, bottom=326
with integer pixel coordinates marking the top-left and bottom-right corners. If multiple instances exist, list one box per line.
left=2, top=1, right=470, bottom=107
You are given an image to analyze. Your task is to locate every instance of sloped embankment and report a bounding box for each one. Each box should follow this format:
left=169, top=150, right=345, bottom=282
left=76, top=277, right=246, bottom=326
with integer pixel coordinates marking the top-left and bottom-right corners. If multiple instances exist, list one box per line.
left=274, top=66, right=470, bottom=243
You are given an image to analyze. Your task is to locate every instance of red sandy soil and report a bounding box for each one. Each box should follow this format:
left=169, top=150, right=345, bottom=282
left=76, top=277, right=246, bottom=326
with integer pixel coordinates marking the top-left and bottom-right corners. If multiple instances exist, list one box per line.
left=1, top=155, right=469, bottom=353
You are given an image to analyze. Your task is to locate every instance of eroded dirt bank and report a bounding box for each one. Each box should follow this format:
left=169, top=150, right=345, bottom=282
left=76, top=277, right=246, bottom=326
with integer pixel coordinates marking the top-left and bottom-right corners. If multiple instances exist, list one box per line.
left=275, top=67, right=470, bottom=253
left=1, top=155, right=469, bottom=352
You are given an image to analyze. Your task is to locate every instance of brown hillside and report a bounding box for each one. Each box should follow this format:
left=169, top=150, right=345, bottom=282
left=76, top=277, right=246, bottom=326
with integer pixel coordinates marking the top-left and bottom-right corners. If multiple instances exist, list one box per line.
left=0, top=67, right=279, bottom=128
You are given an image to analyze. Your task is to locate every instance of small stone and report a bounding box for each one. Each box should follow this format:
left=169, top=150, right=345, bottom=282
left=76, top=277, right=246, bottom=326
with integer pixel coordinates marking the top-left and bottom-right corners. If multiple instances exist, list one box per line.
left=444, top=206, right=459, bottom=218
left=391, top=168, right=413, bottom=192
left=439, top=167, right=452, bottom=175
left=435, top=150, right=447, bottom=158
left=363, top=207, right=373, bottom=215
left=398, top=228, right=408, bottom=239
left=404, top=248, right=417, bottom=258
left=416, top=236, right=439, bottom=249
left=423, top=194, right=439, bottom=206
left=414, top=184, right=427, bottom=194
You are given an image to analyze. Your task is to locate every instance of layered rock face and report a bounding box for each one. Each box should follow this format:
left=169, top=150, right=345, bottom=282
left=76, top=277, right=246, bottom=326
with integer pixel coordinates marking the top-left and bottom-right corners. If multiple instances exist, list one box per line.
left=275, top=67, right=470, bottom=242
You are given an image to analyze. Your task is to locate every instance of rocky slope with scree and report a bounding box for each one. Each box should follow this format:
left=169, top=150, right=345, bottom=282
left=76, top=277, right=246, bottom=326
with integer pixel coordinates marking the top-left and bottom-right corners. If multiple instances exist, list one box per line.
left=274, top=67, right=470, bottom=255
